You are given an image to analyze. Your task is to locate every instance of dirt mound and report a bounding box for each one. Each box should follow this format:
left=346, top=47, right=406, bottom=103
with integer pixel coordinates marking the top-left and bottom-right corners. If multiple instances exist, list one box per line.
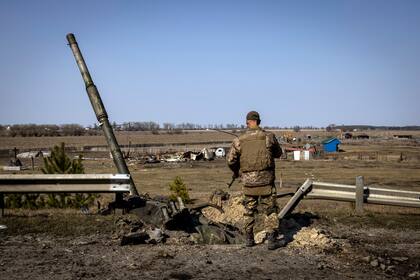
left=202, top=194, right=246, bottom=230
left=202, top=193, right=338, bottom=249
left=289, top=227, right=338, bottom=251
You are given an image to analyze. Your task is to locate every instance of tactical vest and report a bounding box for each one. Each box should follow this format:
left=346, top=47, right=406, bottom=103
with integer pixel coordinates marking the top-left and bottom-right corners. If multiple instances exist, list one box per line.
left=239, top=130, right=273, bottom=173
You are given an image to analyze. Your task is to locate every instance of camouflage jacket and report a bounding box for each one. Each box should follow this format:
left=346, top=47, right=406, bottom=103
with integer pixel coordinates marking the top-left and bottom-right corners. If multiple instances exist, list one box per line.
left=227, top=127, right=282, bottom=187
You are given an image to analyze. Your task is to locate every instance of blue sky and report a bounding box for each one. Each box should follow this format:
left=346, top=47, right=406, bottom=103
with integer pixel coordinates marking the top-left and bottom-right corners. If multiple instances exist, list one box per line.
left=0, top=0, right=419, bottom=127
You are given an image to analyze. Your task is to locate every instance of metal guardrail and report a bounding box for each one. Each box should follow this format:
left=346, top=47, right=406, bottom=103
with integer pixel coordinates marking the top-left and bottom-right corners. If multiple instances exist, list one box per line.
left=0, top=174, right=131, bottom=193
left=366, top=187, right=420, bottom=208
left=275, top=177, right=420, bottom=217
left=307, top=178, right=420, bottom=209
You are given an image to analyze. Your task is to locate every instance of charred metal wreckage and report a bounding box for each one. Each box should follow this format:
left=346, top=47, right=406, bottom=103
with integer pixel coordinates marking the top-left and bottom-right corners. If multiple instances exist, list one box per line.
left=66, top=34, right=251, bottom=245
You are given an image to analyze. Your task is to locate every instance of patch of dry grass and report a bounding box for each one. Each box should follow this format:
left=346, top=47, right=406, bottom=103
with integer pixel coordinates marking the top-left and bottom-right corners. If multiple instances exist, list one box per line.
left=0, top=209, right=120, bottom=236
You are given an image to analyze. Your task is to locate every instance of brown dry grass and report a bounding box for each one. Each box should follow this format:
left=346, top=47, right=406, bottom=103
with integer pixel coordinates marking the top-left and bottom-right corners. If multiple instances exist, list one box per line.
left=1, top=208, right=120, bottom=236
left=0, top=131, right=235, bottom=150
left=1, top=130, right=419, bottom=218
left=2, top=129, right=419, bottom=150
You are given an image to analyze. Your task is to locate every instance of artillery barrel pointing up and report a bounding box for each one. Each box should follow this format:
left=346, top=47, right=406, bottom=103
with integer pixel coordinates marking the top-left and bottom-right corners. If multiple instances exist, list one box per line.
left=66, top=33, right=139, bottom=196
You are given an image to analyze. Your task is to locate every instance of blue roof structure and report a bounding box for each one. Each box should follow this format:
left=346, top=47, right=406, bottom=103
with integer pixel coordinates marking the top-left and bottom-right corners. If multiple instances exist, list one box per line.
left=322, top=137, right=341, bottom=153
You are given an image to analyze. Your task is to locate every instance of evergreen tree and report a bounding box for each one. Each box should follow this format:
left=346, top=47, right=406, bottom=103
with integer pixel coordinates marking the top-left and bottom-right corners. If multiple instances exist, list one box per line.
left=42, top=142, right=84, bottom=174
left=168, top=176, right=191, bottom=203
left=41, top=142, right=95, bottom=208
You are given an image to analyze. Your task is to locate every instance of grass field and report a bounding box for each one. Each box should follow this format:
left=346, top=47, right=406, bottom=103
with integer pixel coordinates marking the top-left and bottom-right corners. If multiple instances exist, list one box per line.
left=2, top=129, right=419, bottom=150
left=1, top=130, right=420, bottom=279
left=1, top=130, right=419, bottom=210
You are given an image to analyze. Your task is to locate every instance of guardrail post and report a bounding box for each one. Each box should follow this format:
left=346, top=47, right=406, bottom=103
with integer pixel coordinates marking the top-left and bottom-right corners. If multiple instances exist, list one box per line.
left=355, top=176, right=364, bottom=214
left=0, top=193, right=4, bottom=217
left=278, top=179, right=312, bottom=219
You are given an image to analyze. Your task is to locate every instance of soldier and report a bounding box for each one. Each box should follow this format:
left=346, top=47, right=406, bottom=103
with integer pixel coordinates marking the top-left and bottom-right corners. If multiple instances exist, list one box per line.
left=227, top=111, right=285, bottom=250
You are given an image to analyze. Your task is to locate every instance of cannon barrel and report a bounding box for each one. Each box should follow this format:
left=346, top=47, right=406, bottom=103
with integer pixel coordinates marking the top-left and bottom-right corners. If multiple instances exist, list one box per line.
left=66, top=33, right=139, bottom=196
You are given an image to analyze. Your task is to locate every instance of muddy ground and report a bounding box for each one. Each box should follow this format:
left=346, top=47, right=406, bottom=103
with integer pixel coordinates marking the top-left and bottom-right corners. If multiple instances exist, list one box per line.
left=1, top=209, right=419, bottom=280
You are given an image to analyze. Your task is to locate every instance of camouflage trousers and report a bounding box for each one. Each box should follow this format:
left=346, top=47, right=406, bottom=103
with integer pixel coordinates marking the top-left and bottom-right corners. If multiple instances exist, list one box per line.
left=243, top=193, right=279, bottom=234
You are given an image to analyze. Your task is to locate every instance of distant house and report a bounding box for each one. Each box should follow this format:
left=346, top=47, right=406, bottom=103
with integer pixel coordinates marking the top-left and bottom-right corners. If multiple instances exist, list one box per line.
left=322, top=137, right=341, bottom=153
left=344, top=132, right=353, bottom=139
left=215, top=147, right=226, bottom=157
left=393, top=135, right=412, bottom=139
left=355, top=134, right=369, bottom=139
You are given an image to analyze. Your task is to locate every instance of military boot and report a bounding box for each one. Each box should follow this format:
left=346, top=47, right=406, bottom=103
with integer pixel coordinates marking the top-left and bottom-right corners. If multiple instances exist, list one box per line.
left=267, top=231, right=286, bottom=250
left=245, top=230, right=255, bottom=247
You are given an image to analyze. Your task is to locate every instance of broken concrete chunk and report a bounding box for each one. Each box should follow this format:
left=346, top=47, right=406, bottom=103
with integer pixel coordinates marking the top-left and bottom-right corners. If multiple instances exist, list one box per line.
left=385, top=266, right=395, bottom=273
left=408, top=271, right=420, bottom=278
left=361, top=256, right=372, bottom=263
left=392, top=257, right=409, bottom=262
left=147, top=228, right=164, bottom=244
left=370, top=259, right=379, bottom=267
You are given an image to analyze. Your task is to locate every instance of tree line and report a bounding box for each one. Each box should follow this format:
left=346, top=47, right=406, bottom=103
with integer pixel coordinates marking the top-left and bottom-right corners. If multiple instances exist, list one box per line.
left=327, top=124, right=420, bottom=132
left=114, top=122, right=320, bottom=131
left=5, top=122, right=414, bottom=137
left=0, top=124, right=100, bottom=137
left=117, top=122, right=245, bottom=131
left=0, top=122, right=326, bottom=137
